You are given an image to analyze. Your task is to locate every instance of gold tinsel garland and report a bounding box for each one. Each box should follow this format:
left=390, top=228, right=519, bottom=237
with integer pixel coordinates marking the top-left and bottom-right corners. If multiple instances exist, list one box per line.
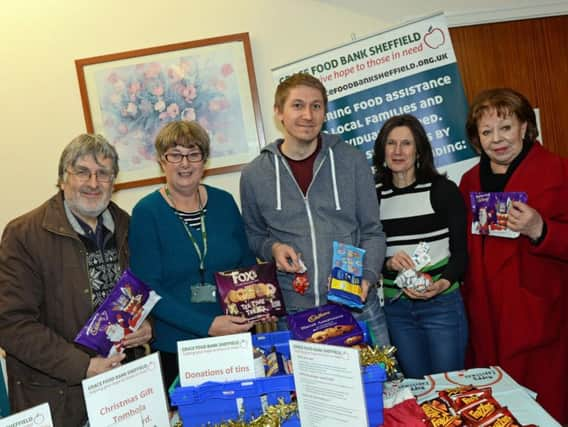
left=173, top=398, right=298, bottom=427
left=359, top=344, right=399, bottom=377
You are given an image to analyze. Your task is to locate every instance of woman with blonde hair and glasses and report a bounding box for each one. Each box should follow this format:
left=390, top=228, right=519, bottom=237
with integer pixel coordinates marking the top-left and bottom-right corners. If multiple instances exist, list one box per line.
left=129, top=121, right=256, bottom=390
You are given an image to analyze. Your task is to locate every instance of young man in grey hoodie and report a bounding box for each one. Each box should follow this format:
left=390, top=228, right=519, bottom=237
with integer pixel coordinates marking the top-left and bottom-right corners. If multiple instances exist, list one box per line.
left=240, top=73, right=389, bottom=346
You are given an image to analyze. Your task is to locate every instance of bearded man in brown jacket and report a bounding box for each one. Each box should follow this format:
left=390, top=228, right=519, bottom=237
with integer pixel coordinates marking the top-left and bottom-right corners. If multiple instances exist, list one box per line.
left=0, top=134, right=152, bottom=426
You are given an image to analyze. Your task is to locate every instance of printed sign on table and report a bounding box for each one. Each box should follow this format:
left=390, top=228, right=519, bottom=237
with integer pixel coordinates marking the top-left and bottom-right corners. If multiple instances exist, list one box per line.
left=0, top=403, right=53, bottom=427
left=82, top=352, right=169, bottom=427
left=290, top=340, right=367, bottom=427
left=177, top=333, right=255, bottom=387
left=272, top=13, right=479, bottom=184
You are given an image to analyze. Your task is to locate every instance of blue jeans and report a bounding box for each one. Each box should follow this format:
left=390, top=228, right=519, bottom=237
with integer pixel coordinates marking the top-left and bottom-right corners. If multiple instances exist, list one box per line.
left=351, top=287, right=391, bottom=347
left=384, top=289, right=468, bottom=379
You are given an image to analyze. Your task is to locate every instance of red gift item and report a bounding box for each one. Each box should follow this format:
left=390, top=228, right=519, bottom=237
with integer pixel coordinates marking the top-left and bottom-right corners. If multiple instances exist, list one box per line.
left=382, top=398, right=429, bottom=426
left=458, top=397, right=501, bottom=424
left=439, top=387, right=493, bottom=411
left=421, top=398, right=452, bottom=419
left=438, top=386, right=476, bottom=408
left=451, top=388, right=493, bottom=411
left=292, top=273, right=309, bottom=295
left=421, top=398, right=463, bottom=427
left=426, top=414, right=463, bottom=427
left=475, top=407, right=521, bottom=427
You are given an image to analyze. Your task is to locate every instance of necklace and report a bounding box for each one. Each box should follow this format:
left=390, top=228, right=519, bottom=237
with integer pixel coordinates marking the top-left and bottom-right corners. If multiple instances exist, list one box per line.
left=164, top=185, right=208, bottom=286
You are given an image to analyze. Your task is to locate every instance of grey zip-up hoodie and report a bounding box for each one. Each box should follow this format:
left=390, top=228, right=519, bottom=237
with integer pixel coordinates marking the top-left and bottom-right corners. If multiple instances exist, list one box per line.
left=240, top=132, right=386, bottom=313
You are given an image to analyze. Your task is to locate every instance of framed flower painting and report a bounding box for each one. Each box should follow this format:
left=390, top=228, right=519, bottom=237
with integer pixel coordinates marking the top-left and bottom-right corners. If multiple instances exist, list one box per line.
left=75, top=33, right=265, bottom=190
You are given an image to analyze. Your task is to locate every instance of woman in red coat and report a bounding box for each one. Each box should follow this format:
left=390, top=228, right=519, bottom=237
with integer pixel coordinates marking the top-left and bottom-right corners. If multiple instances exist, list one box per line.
left=459, top=88, right=568, bottom=424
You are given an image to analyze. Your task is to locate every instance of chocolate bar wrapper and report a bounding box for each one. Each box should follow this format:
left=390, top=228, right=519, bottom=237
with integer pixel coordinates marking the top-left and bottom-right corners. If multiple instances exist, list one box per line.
left=450, top=388, right=493, bottom=412
left=74, top=269, right=161, bottom=357
left=470, top=192, right=528, bottom=238
left=421, top=397, right=464, bottom=427
left=421, top=398, right=453, bottom=419
left=286, top=303, right=364, bottom=347
left=475, top=407, right=522, bottom=427
left=427, top=415, right=463, bottom=427
left=438, top=385, right=476, bottom=404
left=215, top=262, right=286, bottom=321
left=328, top=241, right=365, bottom=309
left=458, top=397, right=501, bottom=425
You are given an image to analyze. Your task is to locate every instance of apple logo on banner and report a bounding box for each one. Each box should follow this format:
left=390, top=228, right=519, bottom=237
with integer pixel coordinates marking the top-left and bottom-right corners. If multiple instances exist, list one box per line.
left=423, top=26, right=445, bottom=49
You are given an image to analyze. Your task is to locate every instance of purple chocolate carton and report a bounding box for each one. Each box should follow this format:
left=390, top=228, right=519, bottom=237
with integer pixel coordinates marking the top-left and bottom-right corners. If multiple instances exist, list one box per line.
left=470, top=192, right=528, bottom=238
left=287, top=304, right=364, bottom=347
left=74, top=269, right=160, bottom=356
left=215, top=262, right=286, bottom=321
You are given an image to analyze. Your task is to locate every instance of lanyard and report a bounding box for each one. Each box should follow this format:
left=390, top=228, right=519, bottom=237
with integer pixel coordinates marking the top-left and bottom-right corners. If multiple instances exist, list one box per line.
left=165, top=186, right=208, bottom=285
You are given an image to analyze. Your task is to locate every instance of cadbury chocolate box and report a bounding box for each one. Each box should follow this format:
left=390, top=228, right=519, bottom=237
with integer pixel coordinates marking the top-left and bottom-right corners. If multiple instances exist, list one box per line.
left=74, top=268, right=160, bottom=356
left=287, top=303, right=364, bottom=347
left=470, top=192, right=528, bottom=238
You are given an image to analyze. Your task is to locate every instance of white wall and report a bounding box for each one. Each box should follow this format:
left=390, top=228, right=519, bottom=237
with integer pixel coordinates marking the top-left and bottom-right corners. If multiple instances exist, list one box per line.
left=1, top=0, right=566, bottom=233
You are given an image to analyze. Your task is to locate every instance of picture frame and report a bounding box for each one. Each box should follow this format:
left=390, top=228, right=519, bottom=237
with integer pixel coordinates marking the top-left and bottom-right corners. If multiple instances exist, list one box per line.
left=76, top=33, right=265, bottom=190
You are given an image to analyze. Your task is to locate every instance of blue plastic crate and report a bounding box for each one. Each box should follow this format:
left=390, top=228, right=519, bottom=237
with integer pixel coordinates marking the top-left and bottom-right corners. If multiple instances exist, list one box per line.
left=171, top=328, right=386, bottom=426
left=170, top=374, right=300, bottom=427
left=361, top=364, right=387, bottom=425
left=252, top=330, right=293, bottom=357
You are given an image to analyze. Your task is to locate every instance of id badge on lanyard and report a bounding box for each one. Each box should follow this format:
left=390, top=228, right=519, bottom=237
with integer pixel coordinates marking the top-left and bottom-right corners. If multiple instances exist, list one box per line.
left=166, top=186, right=216, bottom=303
left=191, top=283, right=217, bottom=303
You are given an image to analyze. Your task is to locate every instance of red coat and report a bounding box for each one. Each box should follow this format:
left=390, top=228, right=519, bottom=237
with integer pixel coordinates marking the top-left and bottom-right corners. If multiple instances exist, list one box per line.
left=459, top=143, right=568, bottom=424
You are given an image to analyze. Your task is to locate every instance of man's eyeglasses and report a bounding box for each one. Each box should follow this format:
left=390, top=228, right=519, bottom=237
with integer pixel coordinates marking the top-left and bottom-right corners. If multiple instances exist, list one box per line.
left=67, top=168, right=114, bottom=183
left=163, top=151, right=203, bottom=163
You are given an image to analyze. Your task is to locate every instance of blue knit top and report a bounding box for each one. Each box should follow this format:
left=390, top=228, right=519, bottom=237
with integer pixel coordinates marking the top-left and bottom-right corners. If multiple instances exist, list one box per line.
left=129, top=185, right=256, bottom=353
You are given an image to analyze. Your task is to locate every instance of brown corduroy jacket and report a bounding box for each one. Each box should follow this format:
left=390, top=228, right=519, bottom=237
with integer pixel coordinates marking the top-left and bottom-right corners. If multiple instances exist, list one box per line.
left=0, top=192, right=129, bottom=427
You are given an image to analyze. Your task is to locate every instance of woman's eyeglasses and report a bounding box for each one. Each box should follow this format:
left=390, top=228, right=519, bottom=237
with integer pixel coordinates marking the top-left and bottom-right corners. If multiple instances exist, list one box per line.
left=163, top=151, right=203, bottom=163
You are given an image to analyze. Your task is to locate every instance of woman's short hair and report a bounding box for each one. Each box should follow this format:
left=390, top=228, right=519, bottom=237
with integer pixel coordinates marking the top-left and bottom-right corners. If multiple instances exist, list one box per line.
left=466, top=88, right=538, bottom=151
left=274, top=73, right=328, bottom=112
left=373, top=114, right=441, bottom=184
left=154, top=120, right=210, bottom=160
left=58, top=134, right=119, bottom=186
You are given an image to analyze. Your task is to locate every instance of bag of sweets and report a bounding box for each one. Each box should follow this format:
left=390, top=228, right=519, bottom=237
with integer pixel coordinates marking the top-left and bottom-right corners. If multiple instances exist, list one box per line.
left=215, top=262, right=286, bottom=321
left=327, top=241, right=365, bottom=309
left=74, top=269, right=161, bottom=357
left=394, top=241, right=432, bottom=293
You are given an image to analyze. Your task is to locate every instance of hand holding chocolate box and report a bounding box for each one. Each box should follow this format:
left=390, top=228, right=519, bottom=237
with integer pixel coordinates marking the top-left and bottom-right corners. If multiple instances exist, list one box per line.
left=74, top=269, right=161, bottom=357
left=470, top=192, right=528, bottom=238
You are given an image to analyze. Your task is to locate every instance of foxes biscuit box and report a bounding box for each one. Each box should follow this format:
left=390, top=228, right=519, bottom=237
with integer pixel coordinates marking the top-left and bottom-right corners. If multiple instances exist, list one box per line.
left=215, top=262, right=286, bottom=321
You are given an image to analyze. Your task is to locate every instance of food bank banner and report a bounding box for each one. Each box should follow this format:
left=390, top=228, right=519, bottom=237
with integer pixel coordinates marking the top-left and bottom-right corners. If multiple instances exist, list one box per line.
left=272, top=13, right=479, bottom=183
